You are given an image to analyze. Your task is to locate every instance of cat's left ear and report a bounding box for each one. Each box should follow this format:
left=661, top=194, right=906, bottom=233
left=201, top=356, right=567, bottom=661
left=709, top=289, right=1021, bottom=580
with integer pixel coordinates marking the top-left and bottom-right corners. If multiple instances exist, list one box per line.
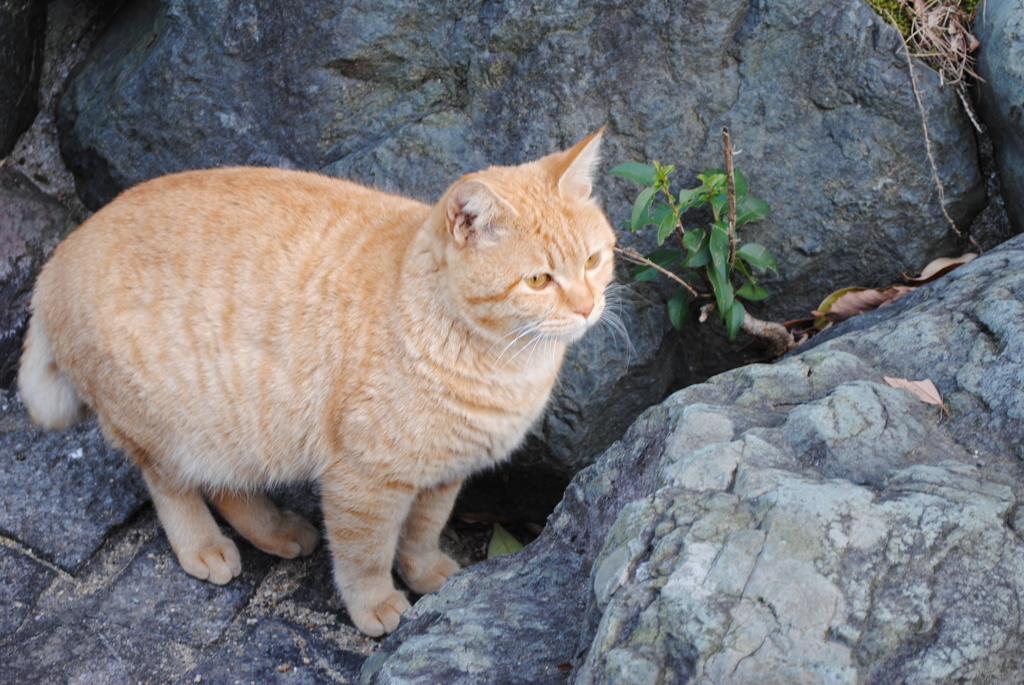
left=445, top=179, right=517, bottom=248
left=543, top=127, right=605, bottom=201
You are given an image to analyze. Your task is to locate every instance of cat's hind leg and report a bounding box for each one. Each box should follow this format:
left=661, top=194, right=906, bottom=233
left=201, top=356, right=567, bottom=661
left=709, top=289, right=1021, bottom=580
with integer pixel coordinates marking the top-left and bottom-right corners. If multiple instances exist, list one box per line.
left=396, top=479, right=462, bottom=595
left=208, top=490, right=320, bottom=559
left=140, top=467, right=242, bottom=584
left=320, top=471, right=417, bottom=637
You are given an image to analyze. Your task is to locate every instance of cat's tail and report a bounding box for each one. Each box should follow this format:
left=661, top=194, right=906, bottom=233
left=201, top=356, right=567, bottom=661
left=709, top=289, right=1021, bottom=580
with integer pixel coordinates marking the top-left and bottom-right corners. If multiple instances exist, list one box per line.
left=18, top=315, right=88, bottom=429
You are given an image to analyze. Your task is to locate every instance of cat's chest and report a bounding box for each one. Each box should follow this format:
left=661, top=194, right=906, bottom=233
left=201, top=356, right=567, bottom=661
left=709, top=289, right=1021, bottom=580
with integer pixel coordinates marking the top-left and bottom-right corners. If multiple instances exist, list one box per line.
left=345, top=357, right=558, bottom=485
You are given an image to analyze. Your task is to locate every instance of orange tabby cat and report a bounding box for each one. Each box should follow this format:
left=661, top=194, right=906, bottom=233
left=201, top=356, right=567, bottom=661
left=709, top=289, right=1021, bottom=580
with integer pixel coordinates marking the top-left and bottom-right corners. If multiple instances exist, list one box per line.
left=18, top=130, right=615, bottom=636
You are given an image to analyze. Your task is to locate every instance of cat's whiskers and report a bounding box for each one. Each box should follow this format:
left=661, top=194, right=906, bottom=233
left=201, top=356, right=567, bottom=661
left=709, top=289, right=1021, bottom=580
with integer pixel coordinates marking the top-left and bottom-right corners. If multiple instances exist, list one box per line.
left=597, top=286, right=636, bottom=368
left=490, top=322, right=542, bottom=371
left=495, top=325, right=553, bottom=372
left=524, top=330, right=553, bottom=369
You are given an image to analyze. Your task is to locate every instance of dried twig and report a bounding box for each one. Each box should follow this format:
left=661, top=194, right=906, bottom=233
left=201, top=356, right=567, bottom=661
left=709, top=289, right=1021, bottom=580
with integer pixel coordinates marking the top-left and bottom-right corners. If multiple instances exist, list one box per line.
left=888, top=10, right=961, bottom=237
left=614, top=246, right=701, bottom=298
left=722, top=127, right=738, bottom=265
left=739, top=313, right=802, bottom=358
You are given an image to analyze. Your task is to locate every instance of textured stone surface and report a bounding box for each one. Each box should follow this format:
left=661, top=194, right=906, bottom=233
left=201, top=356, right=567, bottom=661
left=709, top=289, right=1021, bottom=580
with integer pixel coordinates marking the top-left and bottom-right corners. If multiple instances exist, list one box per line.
left=363, top=234, right=1024, bottom=684
left=976, top=0, right=1024, bottom=234
left=0, top=0, right=46, bottom=157
left=0, top=544, right=54, bottom=640
left=0, top=390, right=148, bottom=572
left=0, top=167, right=73, bottom=388
left=0, top=508, right=372, bottom=684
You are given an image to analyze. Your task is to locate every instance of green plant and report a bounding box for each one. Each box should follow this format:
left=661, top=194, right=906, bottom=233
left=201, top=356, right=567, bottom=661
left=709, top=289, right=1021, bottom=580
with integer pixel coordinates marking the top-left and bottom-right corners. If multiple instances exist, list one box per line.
left=610, top=130, right=778, bottom=341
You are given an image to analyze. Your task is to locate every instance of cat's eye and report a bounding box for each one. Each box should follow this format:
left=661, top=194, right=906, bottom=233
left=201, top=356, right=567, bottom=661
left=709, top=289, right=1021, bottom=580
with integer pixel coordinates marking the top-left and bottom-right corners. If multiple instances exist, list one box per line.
left=585, top=252, right=601, bottom=269
left=525, top=274, right=551, bottom=289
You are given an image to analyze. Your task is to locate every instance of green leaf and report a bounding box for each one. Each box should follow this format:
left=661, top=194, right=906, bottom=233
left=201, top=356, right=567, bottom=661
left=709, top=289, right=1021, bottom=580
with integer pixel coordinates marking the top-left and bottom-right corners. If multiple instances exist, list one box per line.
left=667, top=285, right=689, bottom=331
left=698, top=172, right=727, bottom=189
left=733, top=257, right=752, bottom=279
left=726, top=300, right=746, bottom=341
left=631, top=248, right=683, bottom=281
left=609, top=162, right=657, bottom=186
left=706, top=267, right=734, bottom=316
left=630, top=187, right=658, bottom=231
left=736, top=281, right=769, bottom=301
left=657, top=210, right=678, bottom=245
left=488, top=523, right=525, bottom=558
left=735, top=196, right=770, bottom=225
left=736, top=243, right=778, bottom=273
left=680, top=228, right=710, bottom=268
left=710, top=191, right=728, bottom=220
left=676, top=186, right=704, bottom=208
left=683, top=227, right=706, bottom=253
left=704, top=168, right=749, bottom=197
left=682, top=247, right=711, bottom=268
left=709, top=223, right=731, bottom=282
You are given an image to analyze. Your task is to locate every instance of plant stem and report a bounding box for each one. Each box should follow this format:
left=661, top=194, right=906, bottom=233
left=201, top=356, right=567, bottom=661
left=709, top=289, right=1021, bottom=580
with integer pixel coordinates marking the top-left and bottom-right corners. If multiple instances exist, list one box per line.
left=722, top=127, right=738, bottom=265
left=886, top=10, right=960, bottom=237
left=614, top=246, right=701, bottom=298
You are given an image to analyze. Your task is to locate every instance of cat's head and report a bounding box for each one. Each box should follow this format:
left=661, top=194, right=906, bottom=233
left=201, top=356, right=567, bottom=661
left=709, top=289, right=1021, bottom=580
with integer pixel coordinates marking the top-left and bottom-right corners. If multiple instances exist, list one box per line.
left=430, top=130, right=617, bottom=346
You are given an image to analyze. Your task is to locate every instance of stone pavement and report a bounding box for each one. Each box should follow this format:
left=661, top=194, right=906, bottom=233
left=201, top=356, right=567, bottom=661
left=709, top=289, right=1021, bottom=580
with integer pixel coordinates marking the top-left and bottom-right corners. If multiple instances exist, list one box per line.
left=0, top=388, right=377, bottom=684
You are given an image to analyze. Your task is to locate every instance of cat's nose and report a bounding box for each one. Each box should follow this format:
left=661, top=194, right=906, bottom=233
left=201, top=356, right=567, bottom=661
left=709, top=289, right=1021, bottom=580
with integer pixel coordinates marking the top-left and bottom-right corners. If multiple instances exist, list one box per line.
left=574, top=300, right=594, bottom=319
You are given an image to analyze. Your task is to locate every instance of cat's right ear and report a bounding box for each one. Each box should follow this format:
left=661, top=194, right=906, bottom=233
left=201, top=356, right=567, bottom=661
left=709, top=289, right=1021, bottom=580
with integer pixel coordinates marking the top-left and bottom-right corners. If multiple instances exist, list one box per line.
left=445, top=180, right=516, bottom=248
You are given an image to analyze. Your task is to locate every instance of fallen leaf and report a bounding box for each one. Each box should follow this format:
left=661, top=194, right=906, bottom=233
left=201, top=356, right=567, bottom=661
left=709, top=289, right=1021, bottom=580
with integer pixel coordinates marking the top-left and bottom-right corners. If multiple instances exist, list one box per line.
left=883, top=376, right=950, bottom=416
left=813, top=286, right=914, bottom=328
left=906, top=253, right=977, bottom=283
left=487, top=523, right=525, bottom=558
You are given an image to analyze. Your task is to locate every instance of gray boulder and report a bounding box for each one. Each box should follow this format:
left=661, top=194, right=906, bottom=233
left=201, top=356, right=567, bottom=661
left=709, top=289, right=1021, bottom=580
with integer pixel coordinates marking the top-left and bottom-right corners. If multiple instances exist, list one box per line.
left=362, top=233, right=1024, bottom=684
left=57, top=0, right=985, bottom=315
left=0, top=167, right=74, bottom=388
left=0, top=0, right=46, bottom=157
left=975, top=0, right=1024, bottom=235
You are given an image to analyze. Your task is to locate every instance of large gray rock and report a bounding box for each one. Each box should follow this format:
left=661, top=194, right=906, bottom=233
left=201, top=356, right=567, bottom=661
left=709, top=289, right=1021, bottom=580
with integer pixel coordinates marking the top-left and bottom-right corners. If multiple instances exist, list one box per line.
left=57, top=0, right=985, bottom=316
left=55, top=0, right=985, bottom=475
left=362, top=233, right=1024, bottom=684
left=976, top=0, right=1024, bottom=235
left=0, top=0, right=46, bottom=157
left=0, top=167, right=74, bottom=389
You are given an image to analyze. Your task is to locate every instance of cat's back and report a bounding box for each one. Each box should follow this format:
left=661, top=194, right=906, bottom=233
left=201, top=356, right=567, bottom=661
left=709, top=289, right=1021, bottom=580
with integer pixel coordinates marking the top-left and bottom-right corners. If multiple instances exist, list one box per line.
left=50, top=166, right=426, bottom=264
left=39, top=166, right=428, bottom=314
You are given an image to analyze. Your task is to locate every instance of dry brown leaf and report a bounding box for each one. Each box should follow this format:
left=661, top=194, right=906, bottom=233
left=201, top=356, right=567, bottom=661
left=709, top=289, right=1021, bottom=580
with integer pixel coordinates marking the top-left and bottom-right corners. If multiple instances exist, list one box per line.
left=883, top=376, right=950, bottom=416
left=915, top=252, right=977, bottom=281
left=813, top=286, right=915, bottom=324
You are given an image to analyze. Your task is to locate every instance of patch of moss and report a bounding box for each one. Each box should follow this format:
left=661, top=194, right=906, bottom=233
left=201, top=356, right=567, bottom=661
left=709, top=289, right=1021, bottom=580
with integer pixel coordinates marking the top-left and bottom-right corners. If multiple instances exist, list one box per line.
left=866, top=0, right=914, bottom=36
left=865, top=0, right=980, bottom=38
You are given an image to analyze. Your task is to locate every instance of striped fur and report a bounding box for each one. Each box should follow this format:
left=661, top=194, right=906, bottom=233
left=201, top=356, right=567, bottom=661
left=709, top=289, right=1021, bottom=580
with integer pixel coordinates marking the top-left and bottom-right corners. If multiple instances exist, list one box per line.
left=18, top=131, right=615, bottom=636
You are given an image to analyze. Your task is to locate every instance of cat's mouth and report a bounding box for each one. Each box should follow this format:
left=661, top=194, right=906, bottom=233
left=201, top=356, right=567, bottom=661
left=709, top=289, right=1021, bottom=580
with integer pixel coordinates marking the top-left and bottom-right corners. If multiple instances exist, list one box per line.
left=544, top=312, right=601, bottom=344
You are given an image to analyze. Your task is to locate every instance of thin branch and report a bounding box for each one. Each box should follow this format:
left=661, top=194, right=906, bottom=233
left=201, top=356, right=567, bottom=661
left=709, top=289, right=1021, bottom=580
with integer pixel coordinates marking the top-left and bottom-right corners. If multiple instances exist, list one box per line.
left=722, top=127, right=738, bottom=264
left=614, top=246, right=701, bottom=298
left=888, top=10, right=961, bottom=237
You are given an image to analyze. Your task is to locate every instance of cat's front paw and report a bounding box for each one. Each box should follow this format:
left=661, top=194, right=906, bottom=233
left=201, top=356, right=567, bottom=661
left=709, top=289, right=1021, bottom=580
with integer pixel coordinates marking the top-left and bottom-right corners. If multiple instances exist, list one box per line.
left=399, top=552, right=460, bottom=595
left=347, top=590, right=411, bottom=637
left=177, top=534, right=242, bottom=585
